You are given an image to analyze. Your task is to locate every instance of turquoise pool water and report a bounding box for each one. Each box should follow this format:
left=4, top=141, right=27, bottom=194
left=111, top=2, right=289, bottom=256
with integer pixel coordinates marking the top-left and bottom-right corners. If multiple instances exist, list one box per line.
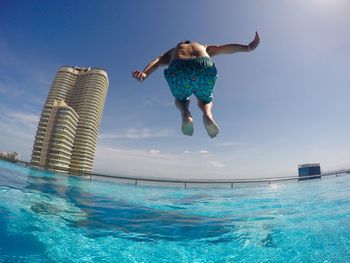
left=0, top=160, right=350, bottom=262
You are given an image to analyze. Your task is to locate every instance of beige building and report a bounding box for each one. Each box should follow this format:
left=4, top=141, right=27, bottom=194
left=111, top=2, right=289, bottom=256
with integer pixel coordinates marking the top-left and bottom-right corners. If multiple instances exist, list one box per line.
left=31, top=66, right=109, bottom=174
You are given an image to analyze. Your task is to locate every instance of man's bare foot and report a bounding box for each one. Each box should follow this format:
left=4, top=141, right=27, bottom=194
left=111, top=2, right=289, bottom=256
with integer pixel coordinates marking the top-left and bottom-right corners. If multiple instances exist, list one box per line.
left=182, top=113, right=194, bottom=136
left=203, top=115, right=219, bottom=138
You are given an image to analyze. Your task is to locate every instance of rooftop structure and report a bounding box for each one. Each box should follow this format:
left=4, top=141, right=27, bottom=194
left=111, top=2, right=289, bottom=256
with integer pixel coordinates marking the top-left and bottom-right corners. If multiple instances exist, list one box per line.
left=298, top=163, right=321, bottom=181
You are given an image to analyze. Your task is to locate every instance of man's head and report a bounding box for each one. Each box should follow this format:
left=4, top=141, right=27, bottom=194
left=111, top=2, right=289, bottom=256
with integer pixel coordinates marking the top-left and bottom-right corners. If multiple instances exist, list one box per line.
left=177, top=40, right=191, bottom=46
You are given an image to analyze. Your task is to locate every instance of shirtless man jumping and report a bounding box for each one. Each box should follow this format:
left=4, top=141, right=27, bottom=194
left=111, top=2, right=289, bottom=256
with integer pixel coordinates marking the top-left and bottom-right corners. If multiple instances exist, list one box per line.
left=132, top=32, right=260, bottom=138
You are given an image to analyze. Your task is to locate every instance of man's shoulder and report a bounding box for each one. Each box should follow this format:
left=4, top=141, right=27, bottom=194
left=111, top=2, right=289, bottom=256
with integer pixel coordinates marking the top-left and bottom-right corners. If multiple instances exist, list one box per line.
left=191, top=42, right=207, bottom=48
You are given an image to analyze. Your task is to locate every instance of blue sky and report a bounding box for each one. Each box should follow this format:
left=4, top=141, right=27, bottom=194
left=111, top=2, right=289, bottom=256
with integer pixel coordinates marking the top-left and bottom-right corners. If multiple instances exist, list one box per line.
left=0, top=0, right=349, bottom=179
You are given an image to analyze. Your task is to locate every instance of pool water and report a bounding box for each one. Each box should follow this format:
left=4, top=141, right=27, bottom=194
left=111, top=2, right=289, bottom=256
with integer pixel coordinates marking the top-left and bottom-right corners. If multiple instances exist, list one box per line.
left=0, top=160, right=350, bottom=262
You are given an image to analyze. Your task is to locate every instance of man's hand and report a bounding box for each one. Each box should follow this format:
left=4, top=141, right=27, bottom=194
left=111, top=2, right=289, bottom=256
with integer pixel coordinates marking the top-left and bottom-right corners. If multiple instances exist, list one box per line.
left=132, top=70, right=147, bottom=82
left=248, top=32, right=260, bottom=51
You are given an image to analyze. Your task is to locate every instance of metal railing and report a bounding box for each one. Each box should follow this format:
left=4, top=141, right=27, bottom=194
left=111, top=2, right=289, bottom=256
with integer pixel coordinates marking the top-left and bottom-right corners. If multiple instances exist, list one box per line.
left=10, top=160, right=350, bottom=188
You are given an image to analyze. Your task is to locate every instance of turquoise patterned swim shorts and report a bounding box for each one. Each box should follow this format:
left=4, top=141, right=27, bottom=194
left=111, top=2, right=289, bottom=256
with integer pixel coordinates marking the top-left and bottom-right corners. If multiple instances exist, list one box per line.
left=164, top=57, right=218, bottom=103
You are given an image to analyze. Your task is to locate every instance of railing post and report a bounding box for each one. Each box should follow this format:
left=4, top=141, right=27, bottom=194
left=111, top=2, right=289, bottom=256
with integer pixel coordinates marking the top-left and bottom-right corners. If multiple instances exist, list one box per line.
left=231, top=183, right=233, bottom=189
left=135, top=179, right=138, bottom=186
left=185, top=182, right=187, bottom=189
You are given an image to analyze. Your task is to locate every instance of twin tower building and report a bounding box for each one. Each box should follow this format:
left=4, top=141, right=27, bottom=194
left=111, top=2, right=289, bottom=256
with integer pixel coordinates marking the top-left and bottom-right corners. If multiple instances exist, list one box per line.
left=31, top=66, right=109, bottom=174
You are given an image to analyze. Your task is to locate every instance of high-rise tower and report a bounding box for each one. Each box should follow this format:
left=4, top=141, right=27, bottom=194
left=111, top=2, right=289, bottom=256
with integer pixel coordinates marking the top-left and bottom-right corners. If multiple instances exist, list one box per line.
left=31, top=66, right=109, bottom=174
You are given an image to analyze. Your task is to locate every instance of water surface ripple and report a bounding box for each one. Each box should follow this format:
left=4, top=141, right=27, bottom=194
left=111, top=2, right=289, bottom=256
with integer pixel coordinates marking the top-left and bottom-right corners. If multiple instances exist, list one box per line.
left=1, top=161, right=350, bottom=262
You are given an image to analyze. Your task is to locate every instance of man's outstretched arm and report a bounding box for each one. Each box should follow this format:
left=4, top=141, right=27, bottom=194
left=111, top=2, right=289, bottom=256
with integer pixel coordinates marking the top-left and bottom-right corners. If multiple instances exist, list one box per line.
left=132, top=49, right=172, bottom=82
left=207, top=32, right=260, bottom=57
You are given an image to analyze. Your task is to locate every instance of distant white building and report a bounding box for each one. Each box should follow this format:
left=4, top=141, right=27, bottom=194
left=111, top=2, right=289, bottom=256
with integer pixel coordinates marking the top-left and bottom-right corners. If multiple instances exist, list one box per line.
left=0, top=152, right=20, bottom=162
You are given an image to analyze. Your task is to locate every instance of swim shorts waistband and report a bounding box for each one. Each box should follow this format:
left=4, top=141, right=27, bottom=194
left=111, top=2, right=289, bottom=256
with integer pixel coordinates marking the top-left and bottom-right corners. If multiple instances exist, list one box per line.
left=169, top=57, right=214, bottom=67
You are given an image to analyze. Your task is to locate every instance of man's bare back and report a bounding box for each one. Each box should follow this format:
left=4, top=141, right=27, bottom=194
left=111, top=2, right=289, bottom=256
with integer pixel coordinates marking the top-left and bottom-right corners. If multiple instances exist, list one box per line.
left=132, top=32, right=260, bottom=138
left=169, top=41, right=210, bottom=62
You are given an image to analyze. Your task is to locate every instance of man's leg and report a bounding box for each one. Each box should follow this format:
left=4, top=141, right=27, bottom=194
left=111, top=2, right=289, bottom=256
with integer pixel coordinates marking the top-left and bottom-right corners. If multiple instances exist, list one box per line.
left=175, top=98, right=194, bottom=136
left=197, top=100, right=219, bottom=138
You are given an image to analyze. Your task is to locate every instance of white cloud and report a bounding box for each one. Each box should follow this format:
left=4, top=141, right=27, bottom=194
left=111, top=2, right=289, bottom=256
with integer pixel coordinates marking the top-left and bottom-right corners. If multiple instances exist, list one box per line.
left=96, top=146, right=177, bottom=161
left=5, top=111, right=39, bottom=127
left=184, top=150, right=210, bottom=155
left=93, top=145, right=231, bottom=179
left=0, top=44, right=50, bottom=106
left=0, top=117, right=37, bottom=161
left=99, top=128, right=174, bottom=140
left=0, top=82, right=26, bottom=97
left=144, top=99, right=174, bottom=107
left=0, top=40, right=52, bottom=88
left=94, top=145, right=183, bottom=178
left=0, top=81, right=44, bottom=106
left=199, top=150, right=210, bottom=158
left=0, top=108, right=39, bottom=160
left=0, top=121, right=35, bottom=143
left=149, top=149, right=160, bottom=155
left=210, top=161, right=225, bottom=168
left=215, top=142, right=246, bottom=147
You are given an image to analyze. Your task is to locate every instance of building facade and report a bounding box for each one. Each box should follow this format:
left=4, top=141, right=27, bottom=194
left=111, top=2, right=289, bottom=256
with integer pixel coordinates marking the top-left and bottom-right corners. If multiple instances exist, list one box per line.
left=31, top=66, right=109, bottom=174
